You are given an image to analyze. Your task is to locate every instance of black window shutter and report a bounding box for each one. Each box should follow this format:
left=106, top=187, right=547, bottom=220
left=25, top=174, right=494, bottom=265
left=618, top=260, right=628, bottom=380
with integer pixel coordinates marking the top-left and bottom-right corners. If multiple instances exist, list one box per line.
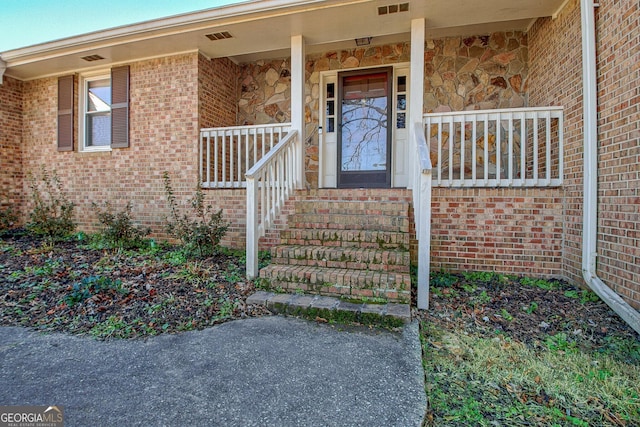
left=111, top=66, right=129, bottom=148
left=57, top=75, right=74, bottom=151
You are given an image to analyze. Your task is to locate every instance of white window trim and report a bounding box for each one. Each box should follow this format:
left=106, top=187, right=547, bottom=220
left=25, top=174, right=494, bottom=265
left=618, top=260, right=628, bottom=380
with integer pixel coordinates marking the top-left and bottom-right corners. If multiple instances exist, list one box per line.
left=79, top=70, right=112, bottom=152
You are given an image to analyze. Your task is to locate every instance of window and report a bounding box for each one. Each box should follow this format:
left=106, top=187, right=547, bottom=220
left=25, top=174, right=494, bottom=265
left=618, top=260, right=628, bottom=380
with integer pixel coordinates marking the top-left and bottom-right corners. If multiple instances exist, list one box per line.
left=83, top=74, right=112, bottom=149
left=58, top=66, right=129, bottom=152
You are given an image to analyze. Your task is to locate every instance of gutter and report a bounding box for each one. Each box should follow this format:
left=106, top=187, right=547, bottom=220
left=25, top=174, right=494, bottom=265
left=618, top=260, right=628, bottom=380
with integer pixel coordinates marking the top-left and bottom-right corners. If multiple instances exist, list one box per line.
left=580, top=0, right=640, bottom=334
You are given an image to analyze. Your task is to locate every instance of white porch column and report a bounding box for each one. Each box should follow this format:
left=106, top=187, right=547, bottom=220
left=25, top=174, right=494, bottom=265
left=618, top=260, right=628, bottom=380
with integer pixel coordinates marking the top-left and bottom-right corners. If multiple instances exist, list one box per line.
left=291, top=35, right=306, bottom=188
left=409, top=18, right=425, bottom=171
left=0, top=58, right=6, bottom=84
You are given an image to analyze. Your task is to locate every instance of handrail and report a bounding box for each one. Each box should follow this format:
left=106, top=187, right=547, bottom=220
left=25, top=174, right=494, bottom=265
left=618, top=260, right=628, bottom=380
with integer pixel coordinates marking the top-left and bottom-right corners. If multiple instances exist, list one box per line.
left=245, top=130, right=298, bottom=279
left=200, top=123, right=291, bottom=188
left=412, top=122, right=432, bottom=310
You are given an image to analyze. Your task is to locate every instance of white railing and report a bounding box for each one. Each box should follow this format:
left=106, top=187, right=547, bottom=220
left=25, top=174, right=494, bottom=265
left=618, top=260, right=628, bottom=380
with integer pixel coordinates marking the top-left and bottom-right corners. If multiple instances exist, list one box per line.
left=245, top=130, right=298, bottom=279
left=424, top=107, right=563, bottom=187
left=200, top=123, right=292, bottom=188
left=411, top=122, right=433, bottom=310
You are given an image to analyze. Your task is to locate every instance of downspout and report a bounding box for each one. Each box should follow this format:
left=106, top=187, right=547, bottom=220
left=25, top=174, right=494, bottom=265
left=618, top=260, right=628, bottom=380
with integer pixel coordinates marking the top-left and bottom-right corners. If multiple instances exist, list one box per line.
left=580, top=0, right=640, bottom=334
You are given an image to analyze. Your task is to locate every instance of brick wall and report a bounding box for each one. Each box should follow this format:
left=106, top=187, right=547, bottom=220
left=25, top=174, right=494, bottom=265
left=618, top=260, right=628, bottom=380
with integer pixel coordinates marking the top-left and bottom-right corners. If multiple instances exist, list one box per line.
left=430, top=188, right=563, bottom=277
left=529, top=0, right=640, bottom=309
left=528, top=0, right=584, bottom=287
left=199, top=56, right=238, bottom=128
left=592, top=0, right=639, bottom=308
left=0, top=76, right=23, bottom=220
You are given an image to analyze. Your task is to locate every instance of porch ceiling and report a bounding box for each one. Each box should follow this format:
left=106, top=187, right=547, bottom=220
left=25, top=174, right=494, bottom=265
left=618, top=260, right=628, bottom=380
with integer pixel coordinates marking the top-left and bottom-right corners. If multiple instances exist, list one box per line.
left=2, top=0, right=565, bottom=80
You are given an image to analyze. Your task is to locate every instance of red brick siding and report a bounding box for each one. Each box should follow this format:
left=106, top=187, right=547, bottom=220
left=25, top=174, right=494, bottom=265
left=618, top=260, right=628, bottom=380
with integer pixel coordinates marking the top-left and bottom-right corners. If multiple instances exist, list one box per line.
left=529, top=0, right=640, bottom=309
left=0, top=76, right=23, bottom=218
left=21, top=53, right=201, bottom=236
left=199, top=55, right=238, bottom=129
left=593, top=0, right=640, bottom=308
left=430, top=188, right=563, bottom=277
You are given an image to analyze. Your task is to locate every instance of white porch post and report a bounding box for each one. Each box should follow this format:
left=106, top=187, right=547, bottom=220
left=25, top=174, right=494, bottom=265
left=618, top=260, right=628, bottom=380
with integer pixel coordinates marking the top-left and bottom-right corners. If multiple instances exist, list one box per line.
left=410, top=18, right=430, bottom=311
left=409, top=18, right=425, bottom=159
left=291, top=35, right=306, bottom=189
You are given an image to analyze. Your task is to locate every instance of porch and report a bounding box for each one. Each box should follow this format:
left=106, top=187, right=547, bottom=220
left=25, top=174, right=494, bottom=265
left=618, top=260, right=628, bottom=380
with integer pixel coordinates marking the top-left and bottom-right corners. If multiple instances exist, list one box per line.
left=199, top=106, right=564, bottom=309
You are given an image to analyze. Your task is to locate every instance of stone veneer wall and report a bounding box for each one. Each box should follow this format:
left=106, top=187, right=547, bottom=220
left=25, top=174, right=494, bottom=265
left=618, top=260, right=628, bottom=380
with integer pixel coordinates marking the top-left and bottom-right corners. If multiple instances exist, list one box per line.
left=423, top=32, right=528, bottom=112
left=0, top=76, right=24, bottom=222
left=530, top=0, right=640, bottom=309
left=238, top=59, right=291, bottom=125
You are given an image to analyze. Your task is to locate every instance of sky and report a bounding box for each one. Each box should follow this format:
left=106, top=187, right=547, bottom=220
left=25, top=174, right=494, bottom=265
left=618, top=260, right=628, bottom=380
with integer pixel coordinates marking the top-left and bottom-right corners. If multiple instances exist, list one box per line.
left=0, top=0, right=243, bottom=52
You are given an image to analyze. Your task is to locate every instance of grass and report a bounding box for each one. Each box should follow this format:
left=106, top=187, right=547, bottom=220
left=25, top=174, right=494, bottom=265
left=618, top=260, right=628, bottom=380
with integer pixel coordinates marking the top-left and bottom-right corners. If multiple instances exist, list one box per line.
left=421, top=271, right=640, bottom=426
left=423, top=326, right=639, bottom=426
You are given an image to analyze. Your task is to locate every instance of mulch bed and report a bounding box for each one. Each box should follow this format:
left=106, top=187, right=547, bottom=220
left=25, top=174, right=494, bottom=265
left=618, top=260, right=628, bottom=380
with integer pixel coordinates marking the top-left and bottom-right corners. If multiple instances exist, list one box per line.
left=0, top=231, right=270, bottom=338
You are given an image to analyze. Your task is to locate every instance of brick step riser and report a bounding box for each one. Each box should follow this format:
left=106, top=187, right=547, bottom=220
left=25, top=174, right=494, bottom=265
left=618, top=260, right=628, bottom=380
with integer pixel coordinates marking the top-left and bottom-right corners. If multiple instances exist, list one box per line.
left=295, top=202, right=409, bottom=215
left=287, top=215, right=409, bottom=232
left=271, top=248, right=410, bottom=265
left=260, top=266, right=411, bottom=289
left=262, top=280, right=410, bottom=303
left=280, top=230, right=410, bottom=247
left=271, top=257, right=410, bottom=273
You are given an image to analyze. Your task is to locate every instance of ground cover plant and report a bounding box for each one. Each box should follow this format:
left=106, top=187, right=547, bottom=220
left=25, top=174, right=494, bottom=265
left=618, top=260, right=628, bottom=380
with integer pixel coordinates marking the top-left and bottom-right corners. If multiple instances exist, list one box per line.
left=418, top=271, right=640, bottom=427
left=0, top=231, right=269, bottom=339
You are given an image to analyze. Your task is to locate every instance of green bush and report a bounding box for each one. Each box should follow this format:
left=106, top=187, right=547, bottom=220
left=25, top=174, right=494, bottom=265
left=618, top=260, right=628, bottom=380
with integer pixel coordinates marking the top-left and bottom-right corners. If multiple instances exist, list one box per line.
left=26, top=168, right=75, bottom=240
left=93, top=202, right=151, bottom=249
left=163, top=172, right=228, bottom=257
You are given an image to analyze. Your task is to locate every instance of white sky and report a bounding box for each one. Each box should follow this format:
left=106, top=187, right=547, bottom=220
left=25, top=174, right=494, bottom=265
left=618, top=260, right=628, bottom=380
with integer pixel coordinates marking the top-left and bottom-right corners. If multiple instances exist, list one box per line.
left=0, top=0, right=242, bottom=52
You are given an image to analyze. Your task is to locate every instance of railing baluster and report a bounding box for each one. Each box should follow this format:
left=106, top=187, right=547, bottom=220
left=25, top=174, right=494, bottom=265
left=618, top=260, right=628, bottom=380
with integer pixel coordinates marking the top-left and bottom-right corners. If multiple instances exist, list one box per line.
left=520, top=112, right=526, bottom=186
left=417, top=107, right=562, bottom=188
left=496, top=112, right=502, bottom=185
left=508, top=112, right=513, bottom=185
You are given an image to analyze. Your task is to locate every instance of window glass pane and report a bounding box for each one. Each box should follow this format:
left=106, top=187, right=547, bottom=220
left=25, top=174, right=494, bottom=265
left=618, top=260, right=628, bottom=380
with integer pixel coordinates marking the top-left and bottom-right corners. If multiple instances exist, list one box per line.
left=397, top=76, right=406, bottom=92
left=326, top=100, right=334, bottom=116
left=87, top=79, right=111, bottom=112
left=397, top=113, right=406, bottom=129
left=326, top=83, right=335, bottom=99
left=87, top=113, right=111, bottom=146
left=327, top=117, right=334, bottom=133
left=397, top=94, right=406, bottom=111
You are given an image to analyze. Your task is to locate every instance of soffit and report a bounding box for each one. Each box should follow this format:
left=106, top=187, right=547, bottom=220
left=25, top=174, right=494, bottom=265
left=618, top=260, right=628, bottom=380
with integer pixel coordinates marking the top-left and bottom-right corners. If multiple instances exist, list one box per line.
left=2, top=0, right=565, bottom=80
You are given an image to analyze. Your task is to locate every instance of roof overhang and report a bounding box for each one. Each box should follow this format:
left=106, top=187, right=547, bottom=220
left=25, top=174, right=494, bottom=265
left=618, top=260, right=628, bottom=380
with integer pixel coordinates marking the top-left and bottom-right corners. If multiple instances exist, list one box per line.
left=1, top=0, right=566, bottom=81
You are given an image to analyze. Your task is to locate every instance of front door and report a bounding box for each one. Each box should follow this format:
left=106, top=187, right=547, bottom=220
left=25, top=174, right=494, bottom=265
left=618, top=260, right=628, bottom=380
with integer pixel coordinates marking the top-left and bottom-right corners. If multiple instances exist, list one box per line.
left=337, top=68, right=392, bottom=188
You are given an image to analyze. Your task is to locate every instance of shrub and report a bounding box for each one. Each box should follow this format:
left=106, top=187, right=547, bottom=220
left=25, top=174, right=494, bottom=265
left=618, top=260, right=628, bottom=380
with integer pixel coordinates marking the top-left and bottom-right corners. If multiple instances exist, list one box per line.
left=26, top=168, right=75, bottom=240
left=93, top=202, right=151, bottom=249
left=163, top=172, right=228, bottom=257
left=0, top=202, right=18, bottom=236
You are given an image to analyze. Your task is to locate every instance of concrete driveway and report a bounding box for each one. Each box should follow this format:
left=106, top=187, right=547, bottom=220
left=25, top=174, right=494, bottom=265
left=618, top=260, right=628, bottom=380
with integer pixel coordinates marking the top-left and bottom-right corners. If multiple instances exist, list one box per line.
left=0, top=316, right=426, bottom=426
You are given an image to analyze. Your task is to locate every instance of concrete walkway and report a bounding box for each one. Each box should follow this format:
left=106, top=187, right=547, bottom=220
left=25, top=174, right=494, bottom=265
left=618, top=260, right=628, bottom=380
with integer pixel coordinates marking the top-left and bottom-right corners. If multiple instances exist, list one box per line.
left=0, top=316, right=426, bottom=427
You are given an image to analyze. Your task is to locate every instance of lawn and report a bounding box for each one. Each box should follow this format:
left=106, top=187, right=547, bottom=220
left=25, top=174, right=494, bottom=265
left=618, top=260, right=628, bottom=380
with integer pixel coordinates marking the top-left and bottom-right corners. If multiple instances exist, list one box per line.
left=417, top=271, right=640, bottom=426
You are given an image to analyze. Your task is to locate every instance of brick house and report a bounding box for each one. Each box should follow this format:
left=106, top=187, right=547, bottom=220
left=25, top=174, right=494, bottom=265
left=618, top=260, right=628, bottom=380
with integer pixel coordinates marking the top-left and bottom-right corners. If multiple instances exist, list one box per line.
left=0, top=0, right=638, bottom=331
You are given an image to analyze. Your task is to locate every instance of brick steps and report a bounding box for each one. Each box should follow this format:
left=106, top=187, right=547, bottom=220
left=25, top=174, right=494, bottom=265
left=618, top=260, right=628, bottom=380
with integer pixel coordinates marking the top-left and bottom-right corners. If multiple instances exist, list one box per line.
left=259, top=195, right=413, bottom=304
left=271, top=245, right=410, bottom=273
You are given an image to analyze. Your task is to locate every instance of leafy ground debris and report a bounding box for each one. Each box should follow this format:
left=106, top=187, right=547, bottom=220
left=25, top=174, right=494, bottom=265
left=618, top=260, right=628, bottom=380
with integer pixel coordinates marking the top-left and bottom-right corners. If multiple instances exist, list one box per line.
left=417, top=271, right=640, bottom=426
left=0, top=231, right=270, bottom=338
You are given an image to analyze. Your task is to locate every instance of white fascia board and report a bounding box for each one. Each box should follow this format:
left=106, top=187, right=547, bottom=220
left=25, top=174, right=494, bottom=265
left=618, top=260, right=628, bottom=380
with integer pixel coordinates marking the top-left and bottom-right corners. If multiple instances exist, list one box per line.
left=1, top=0, right=367, bottom=65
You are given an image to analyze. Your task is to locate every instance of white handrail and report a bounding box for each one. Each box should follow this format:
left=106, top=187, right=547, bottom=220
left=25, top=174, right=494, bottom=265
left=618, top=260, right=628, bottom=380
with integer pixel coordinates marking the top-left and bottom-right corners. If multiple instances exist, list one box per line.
left=200, top=123, right=291, bottom=188
left=412, top=122, right=432, bottom=310
left=424, top=107, right=563, bottom=188
left=245, top=130, right=298, bottom=279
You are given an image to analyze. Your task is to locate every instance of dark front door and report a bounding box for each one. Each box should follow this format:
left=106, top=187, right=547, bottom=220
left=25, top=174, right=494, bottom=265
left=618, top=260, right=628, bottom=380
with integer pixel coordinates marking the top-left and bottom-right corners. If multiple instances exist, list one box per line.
left=337, top=68, right=392, bottom=188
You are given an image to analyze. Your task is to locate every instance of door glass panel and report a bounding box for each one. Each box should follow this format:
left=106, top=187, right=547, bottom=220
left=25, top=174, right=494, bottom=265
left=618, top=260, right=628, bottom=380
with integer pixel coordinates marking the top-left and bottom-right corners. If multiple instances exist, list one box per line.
left=340, top=73, right=388, bottom=172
